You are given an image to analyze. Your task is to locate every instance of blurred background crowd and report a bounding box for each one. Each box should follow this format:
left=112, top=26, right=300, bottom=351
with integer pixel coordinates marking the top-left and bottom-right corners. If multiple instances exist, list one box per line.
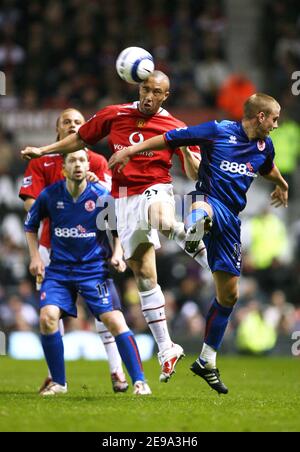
left=0, top=0, right=300, bottom=357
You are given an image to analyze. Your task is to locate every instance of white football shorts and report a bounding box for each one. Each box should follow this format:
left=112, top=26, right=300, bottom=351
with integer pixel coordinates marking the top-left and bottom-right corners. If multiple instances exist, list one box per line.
left=115, top=183, right=175, bottom=260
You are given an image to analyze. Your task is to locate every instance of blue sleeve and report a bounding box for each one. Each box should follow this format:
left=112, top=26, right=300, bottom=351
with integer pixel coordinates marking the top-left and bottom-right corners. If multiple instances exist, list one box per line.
left=164, top=121, right=219, bottom=149
left=24, top=190, right=49, bottom=232
left=259, top=140, right=275, bottom=176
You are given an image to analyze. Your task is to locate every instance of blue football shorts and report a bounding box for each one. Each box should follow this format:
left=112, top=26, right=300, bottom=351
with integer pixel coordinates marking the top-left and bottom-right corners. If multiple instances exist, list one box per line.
left=190, top=192, right=242, bottom=276
left=39, top=275, right=122, bottom=319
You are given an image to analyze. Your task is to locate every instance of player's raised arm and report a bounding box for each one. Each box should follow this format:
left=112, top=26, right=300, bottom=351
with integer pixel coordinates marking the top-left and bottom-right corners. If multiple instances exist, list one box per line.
left=21, top=132, right=84, bottom=160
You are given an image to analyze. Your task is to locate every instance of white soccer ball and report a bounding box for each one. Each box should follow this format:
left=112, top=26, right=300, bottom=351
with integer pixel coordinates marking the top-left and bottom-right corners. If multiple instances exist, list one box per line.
left=116, top=47, right=155, bottom=84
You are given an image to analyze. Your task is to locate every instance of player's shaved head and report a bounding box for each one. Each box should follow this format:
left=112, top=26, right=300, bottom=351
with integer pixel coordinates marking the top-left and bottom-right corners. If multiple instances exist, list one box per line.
left=244, top=93, right=280, bottom=120
left=146, top=70, right=170, bottom=91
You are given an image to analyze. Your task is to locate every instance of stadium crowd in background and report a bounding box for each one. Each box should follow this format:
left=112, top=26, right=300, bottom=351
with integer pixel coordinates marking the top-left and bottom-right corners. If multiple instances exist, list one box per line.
left=0, top=0, right=300, bottom=357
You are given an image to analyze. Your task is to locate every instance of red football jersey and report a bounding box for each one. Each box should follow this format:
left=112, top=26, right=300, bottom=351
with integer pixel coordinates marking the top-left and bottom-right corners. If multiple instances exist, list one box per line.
left=19, top=150, right=111, bottom=248
left=78, top=102, right=201, bottom=198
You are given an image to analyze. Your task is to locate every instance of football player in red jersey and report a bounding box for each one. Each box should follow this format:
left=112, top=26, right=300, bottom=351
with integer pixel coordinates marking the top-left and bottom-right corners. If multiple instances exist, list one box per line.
left=19, top=108, right=129, bottom=393
left=21, top=72, right=208, bottom=382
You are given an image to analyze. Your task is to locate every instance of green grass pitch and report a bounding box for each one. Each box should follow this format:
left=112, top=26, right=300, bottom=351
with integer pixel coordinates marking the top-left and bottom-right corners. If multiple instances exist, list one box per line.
left=0, top=356, right=299, bottom=432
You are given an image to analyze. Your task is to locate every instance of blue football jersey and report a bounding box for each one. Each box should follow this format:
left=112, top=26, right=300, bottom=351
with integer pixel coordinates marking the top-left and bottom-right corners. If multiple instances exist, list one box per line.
left=24, top=181, right=112, bottom=271
left=165, top=120, right=275, bottom=214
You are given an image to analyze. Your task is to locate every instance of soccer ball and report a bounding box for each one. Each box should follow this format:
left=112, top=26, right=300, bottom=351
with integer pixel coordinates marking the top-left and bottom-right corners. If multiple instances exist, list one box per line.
left=116, top=47, right=155, bottom=84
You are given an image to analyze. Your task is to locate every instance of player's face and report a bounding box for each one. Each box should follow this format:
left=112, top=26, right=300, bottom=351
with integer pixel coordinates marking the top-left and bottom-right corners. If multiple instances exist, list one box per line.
left=57, top=110, right=85, bottom=140
left=139, top=77, right=169, bottom=115
left=64, top=150, right=89, bottom=182
left=256, top=105, right=280, bottom=139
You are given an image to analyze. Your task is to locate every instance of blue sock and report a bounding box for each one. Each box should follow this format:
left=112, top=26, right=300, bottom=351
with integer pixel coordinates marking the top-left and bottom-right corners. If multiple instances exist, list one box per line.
left=115, top=331, right=144, bottom=384
left=204, top=298, right=233, bottom=351
left=41, top=330, right=65, bottom=386
left=185, top=208, right=208, bottom=230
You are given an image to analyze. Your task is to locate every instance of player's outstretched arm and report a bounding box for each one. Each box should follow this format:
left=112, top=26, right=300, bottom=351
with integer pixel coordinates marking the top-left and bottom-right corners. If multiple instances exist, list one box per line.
left=108, top=134, right=165, bottom=170
left=25, top=232, right=45, bottom=278
left=262, top=165, right=289, bottom=208
left=21, top=132, right=84, bottom=160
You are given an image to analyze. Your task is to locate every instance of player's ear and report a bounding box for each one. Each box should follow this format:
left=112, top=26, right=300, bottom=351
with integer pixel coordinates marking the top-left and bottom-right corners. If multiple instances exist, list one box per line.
left=163, top=90, right=170, bottom=102
left=257, top=111, right=265, bottom=123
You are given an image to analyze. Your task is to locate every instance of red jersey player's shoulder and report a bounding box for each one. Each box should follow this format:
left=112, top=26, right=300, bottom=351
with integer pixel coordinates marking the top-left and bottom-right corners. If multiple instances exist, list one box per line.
left=152, top=107, right=186, bottom=131
left=26, top=154, right=62, bottom=170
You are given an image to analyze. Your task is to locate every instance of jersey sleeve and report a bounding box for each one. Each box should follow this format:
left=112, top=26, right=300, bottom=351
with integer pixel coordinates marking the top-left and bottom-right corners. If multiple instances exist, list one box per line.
left=164, top=121, right=219, bottom=149
left=24, top=190, right=49, bottom=233
left=19, top=160, right=46, bottom=200
left=259, top=140, right=275, bottom=175
left=78, top=106, right=117, bottom=145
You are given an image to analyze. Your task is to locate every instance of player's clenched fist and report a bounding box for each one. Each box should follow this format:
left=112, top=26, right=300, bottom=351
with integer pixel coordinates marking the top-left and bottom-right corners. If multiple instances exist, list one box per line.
left=21, top=147, right=43, bottom=160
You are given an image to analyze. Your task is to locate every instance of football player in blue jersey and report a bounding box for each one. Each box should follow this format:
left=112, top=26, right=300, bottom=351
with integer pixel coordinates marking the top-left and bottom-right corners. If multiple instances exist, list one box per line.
left=24, top=149, right=151, bottom=396
left=108, top=93, right=289, bottom=394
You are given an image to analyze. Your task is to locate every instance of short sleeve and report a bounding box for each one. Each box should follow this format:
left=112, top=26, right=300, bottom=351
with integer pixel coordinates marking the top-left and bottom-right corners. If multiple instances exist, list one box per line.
left=19, top=160, right=46, bottom=200
left=259, top=140, right=275, bottom=176
left=24, top=190, right=49, bottom=232
left=164, top=121, right=219, bottom=149
left=78, top=106, right=117, bottom=145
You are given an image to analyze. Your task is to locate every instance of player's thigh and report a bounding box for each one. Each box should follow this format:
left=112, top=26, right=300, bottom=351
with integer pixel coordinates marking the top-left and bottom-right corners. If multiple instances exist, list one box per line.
left=126, top=243, right=158, bottom=290
left=40, top=278, right=77, bottom=317
left=79, top=278, right=122, bottom=319
left=148, top=201, right=176, bottom=233
left=100, top=310, right=129, bottom=336
left=213, top=271, right=239, bottom=308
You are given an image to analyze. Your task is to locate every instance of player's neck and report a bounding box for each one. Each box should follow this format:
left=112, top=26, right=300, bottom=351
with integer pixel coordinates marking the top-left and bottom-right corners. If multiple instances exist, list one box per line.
left=66, top=179, right=87, bottom=201
left=241, top=119, right=259, bottom=141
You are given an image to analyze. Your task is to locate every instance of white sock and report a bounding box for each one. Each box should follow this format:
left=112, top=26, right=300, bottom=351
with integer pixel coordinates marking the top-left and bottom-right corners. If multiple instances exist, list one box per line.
left=95, top=319, right=123, bottom=374
left=200, top=343, right=217, bottom=369
left=171, top=222, right=209, bottom=269
left=139, top=285, right=172, bottom=353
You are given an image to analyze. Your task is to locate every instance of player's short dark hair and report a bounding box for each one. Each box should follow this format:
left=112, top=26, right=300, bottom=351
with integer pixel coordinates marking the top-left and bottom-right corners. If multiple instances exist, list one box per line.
left=244, top=93, right=280, bottom=119
left=63, top=150, right=89, bottom=163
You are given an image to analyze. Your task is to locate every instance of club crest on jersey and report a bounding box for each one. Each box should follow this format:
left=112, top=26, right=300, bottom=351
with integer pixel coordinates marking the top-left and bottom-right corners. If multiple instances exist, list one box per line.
left=136, top=119, right=145, bottom=128
left=257, top=140, right=266, bottom=151
left=228, top=135, right=237, bottom=144
left=85, top=200, right=96, bottom=212
left=40, top=291, right=46, bottom=301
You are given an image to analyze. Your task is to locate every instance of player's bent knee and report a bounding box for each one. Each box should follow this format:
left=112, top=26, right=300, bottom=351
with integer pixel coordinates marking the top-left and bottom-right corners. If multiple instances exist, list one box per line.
left=40, top=311, right=60, bottom=334
left=100, top=311, right=129, bottom=337
left=219, top=291, right=239, bottom=308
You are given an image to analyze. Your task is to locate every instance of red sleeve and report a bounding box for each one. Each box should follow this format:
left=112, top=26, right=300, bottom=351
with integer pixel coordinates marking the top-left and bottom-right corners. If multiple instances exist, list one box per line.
left=78, top=106, right=118, bottom=145
left=89, top=151, right=112, bottom=191
left=19, top=159, right=46, bottom=200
